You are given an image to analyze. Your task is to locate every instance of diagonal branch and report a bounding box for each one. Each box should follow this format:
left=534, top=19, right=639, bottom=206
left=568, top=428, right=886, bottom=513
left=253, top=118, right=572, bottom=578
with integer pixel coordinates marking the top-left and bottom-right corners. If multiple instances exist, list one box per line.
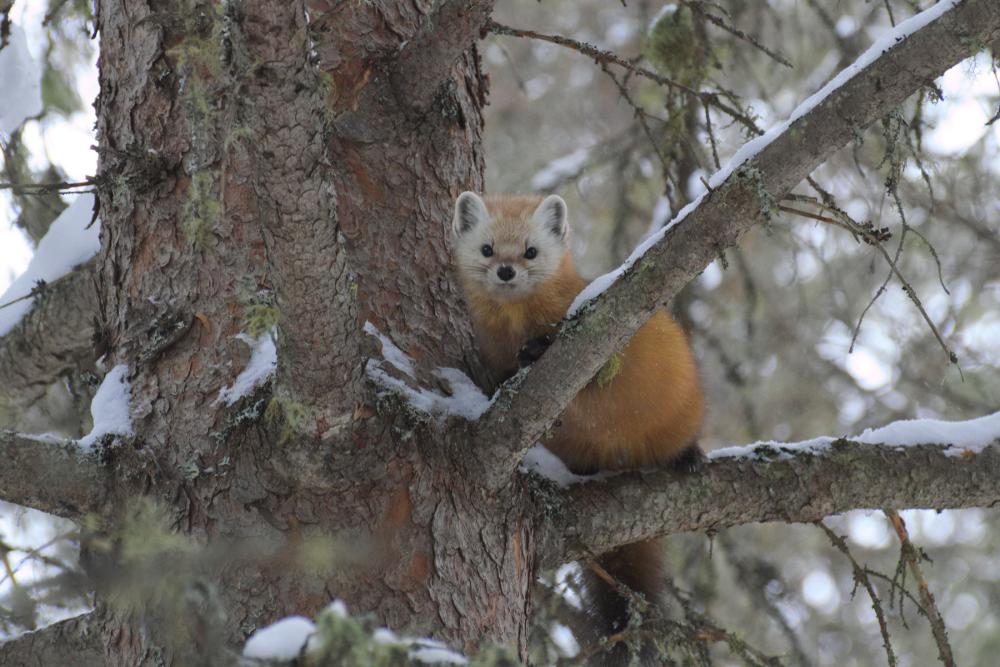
left=0, top=612, right=104, bottom=666
left=0, top=431, right=109, bottom=519
left=535, top=434, right=1000, bottom=569
left=0, top=264, right=97, bottom=434
left=474, top=0, right=1000, bottom=484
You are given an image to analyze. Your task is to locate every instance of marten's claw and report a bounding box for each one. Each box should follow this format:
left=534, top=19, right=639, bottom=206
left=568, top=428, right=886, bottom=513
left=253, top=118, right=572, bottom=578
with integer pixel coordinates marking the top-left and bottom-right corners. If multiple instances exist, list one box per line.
left=518, top=333, right=554, bottom=367
left=668, top=443, right=706, bottom=474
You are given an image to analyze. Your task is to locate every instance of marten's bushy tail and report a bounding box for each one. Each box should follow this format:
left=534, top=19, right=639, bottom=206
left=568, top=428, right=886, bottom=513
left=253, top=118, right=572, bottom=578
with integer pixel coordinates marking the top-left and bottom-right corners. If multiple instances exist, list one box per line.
left=581, top=540, right=665, bottom=666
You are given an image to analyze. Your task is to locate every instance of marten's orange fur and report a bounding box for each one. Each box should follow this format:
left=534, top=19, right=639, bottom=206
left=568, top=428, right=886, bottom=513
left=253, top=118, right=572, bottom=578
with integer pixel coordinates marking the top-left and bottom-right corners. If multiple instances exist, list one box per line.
left=452, top=192, right=704, bottom=665
left=454, top=193, right=703, bottom=472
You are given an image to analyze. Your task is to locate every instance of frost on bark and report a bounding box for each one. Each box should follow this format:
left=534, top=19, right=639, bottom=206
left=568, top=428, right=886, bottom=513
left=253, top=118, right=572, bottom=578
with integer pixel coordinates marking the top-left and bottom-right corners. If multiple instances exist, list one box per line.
left=0, top=0, right=999, bottom=665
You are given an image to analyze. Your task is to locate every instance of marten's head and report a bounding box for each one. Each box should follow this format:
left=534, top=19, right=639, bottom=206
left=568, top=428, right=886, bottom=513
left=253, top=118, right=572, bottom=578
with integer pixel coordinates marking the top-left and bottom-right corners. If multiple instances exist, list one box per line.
left=451, top=192, right=569, bottom=301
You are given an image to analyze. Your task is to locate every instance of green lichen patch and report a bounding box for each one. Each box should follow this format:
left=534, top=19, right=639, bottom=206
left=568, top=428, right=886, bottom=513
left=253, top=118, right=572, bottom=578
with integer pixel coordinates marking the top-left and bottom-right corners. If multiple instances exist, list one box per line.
left=182, top=169, right=221, bottom=246
left=596, top=351, right=624, bottom=387
left=645, top=5, right=706, bottom=89
left=265, top=390, right=314, bottom=444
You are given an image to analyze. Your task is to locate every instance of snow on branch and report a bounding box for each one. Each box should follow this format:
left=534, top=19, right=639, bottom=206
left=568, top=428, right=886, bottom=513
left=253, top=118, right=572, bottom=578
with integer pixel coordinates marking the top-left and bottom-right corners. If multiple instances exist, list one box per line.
left=473, top=0, right=1000, bottom=484
left=0, top=193, right=99, bottom=337
left=535, top=411, right=1000, bottom=568
left=0, top=430, right=108, bottom=519
left=364, top=322, right=494, bottom=421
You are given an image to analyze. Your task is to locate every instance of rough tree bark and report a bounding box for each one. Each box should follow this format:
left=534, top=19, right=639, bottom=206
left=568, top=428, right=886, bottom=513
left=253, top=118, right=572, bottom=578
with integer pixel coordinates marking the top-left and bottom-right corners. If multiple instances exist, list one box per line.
left=1, top=1, right=999, bottom=665
left=0, top=264, right=97, bottom=435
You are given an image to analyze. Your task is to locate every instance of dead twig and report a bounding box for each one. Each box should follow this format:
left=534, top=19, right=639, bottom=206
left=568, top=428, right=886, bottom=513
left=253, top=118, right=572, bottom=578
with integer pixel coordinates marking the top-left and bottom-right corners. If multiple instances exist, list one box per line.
left=885, top=510, right=955, bottom=667
left=817, top=521, right=897, bottom=667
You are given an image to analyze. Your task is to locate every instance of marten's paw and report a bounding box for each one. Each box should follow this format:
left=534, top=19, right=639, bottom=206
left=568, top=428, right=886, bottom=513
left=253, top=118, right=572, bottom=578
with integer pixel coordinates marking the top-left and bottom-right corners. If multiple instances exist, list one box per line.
left=518, top=333, right=554, bottom=368
left=669, top=443, right=706, bottom=474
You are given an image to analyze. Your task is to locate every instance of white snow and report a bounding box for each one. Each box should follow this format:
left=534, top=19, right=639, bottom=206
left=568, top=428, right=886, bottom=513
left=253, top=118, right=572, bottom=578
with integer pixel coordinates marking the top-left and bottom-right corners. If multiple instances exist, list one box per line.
left=855, top=411, right=1000, bottom=457
left=364, top=322, right=495, bottom=420
left=409, top=646, right=469, bottom=665
left=311, top=600, right=468, bottom=664
left=550, top=623, right=580, bottom=657
left=709, top=409, right=1000, bottom=461
left=243, top=616, right=315, bottom=661
left=0, top=194, right=100, bottom=336
left=531, top=148, right=590, bottom=191
left=520, top=444, right=596, bottom=486
left=0, top=24, right=44, bottom=135
left=78, top=364, right=133, bottom=449
left=326, top=599, right=348, bottom=618
left=363, top=321, right=415, bottom=379
left=569, top=0, right=962, bottom=316
left=709, top=435, right=834, bottom=462
left=215, top=333, right=277, bottom=405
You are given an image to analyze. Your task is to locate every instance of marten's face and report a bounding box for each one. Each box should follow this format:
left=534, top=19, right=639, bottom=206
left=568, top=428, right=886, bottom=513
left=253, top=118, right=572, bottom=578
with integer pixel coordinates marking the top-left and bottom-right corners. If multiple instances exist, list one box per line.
left=451, top=192, right=569, bottom=301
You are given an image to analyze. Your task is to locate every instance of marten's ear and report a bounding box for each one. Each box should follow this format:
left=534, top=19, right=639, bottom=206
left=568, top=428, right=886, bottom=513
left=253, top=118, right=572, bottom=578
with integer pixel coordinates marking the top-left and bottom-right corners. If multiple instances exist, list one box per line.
left=453, top=192, right=489, bottom=237
left=532, top=194, right=568, bottom=240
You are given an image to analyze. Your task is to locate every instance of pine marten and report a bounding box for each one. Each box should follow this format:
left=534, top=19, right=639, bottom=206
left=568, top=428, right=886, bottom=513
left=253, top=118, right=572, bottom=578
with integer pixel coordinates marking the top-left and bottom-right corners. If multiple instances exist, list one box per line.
left=451, top=192, right=705, bottom=664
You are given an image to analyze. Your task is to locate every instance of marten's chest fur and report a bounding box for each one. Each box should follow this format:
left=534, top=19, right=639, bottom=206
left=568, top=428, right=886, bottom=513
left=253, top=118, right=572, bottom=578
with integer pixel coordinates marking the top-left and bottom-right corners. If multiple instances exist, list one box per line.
left=463, top=255, right=585, bottom=383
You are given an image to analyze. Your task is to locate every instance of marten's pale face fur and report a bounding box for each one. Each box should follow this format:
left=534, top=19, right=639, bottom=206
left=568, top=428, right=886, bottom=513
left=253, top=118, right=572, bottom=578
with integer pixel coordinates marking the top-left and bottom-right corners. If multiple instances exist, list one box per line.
left=451, top=192, right=569, bottom=302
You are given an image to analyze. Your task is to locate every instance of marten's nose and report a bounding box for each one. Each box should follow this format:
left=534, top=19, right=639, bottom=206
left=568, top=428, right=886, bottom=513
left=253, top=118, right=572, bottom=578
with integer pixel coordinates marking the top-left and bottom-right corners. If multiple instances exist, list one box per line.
left=497, top=265, right=516, bottom=282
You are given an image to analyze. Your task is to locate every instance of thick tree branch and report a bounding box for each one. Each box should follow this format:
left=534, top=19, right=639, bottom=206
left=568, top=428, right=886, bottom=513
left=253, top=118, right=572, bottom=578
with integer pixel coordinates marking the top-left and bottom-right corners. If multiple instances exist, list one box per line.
left=232, top=1, right=364, bottom=420
left=0, top=612, right=104, bottom=666
left=0, top=431, right=108, bottom=519
left=0, top=264, right=97, bottom=434
left=536, top=438, right=1000, bottom=569
left=390, top=0, right=495, bottom=110
left=475, top=0, right=1000, bottom=482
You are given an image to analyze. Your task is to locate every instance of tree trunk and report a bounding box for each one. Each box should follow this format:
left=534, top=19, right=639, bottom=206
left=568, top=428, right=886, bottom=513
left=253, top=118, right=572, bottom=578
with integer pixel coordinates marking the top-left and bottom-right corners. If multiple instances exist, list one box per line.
left=90, top=0, right=529, bottom=664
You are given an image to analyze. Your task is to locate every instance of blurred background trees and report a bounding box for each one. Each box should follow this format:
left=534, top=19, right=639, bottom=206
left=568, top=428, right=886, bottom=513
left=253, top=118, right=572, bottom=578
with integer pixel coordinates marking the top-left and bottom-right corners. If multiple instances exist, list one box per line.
left=1, top=0, right=998, bottom=664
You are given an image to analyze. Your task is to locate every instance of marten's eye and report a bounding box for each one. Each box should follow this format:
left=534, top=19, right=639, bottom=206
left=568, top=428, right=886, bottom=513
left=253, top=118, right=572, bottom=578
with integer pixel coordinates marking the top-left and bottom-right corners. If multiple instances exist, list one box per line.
left=524, top=247, right=538, bottom=260
left=481, top=244, right=494, bottom=258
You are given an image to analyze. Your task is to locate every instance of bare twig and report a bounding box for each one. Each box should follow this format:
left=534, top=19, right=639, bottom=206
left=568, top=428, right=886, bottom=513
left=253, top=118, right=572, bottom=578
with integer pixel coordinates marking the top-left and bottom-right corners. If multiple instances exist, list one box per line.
left=817, top=521, right=897, bottom=667
left=598, top=62, right=671, bottom=176
left=804, top=178, right=959, bottom=365
left=689, top=4, right=793, bottom=68
left=0, top=178, right=98, bottom=194
left=487, top=20, right=763, bottom=135
left=885, top=510, right=956, bottom=667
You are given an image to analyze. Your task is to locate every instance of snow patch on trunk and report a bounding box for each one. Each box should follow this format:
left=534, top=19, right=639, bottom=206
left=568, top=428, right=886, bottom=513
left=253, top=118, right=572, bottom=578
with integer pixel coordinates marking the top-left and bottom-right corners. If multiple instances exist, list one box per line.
left=78, top=364, right=133, bottom=449
left=215, top=333, right=277, bottom=405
